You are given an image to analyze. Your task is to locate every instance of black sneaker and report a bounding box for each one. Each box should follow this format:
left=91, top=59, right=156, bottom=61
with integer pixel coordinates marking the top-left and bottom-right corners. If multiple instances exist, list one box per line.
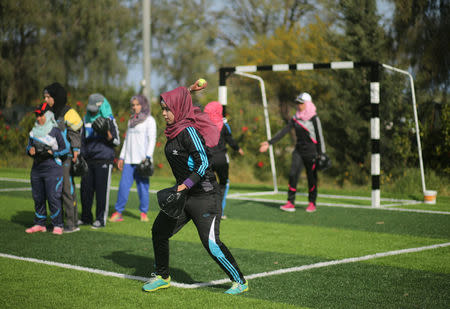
left=64, top=226, right=81, bottom=233
left=91, top=220, right=104, bottom=229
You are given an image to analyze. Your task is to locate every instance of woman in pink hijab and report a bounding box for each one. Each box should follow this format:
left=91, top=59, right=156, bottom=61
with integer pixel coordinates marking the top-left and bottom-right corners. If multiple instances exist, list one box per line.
left=142, top=81, right=248, bottom=295
left=259, top=92, right=327, bottom=213
left=204, top=101, right=244, bottom=219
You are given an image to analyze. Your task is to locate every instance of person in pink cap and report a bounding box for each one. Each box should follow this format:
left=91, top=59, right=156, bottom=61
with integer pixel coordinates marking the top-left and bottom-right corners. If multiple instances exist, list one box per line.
left=259, top=92, right=326, bottom=213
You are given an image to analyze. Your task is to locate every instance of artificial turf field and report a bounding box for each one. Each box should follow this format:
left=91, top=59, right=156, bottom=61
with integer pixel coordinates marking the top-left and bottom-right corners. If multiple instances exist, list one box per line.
left=0, top=168, right=449, bottom=308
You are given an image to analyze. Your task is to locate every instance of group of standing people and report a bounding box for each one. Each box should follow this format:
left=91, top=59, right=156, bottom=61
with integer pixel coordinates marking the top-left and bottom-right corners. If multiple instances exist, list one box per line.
left=24, top=78, right=325, bottom=295
left=25, top=82, right=156, bottom=234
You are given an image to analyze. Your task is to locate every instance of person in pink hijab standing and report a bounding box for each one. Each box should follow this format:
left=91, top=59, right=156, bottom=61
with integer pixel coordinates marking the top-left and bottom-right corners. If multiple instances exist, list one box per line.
left=259, top=92, right=326, bottom=213
left=142, top=82, right=248, bottom=295
left=204, top=101, right=244, bottom=220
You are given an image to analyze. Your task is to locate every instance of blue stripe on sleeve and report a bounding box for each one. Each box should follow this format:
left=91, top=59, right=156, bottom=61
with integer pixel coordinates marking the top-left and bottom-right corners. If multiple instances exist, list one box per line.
left=225, top=123, right=232, bottom=134
left=53, top=129, right=71, bottom=157
left=186, top=127, right=208, bottom=176
left=187, top=156, right=194, bottom=171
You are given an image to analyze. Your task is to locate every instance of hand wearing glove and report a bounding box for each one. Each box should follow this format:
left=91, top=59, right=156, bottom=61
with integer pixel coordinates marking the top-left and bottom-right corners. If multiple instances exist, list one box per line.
left=92, top=117, right=110, bottom=137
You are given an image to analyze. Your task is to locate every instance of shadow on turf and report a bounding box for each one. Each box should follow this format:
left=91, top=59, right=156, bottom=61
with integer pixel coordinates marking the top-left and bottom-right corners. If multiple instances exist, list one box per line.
left=243, top=200, right=308, bottom=211
left=103, top=250, right=198, bottom=284
left=11, top=210, right=35, bottom=227
left=118, top=210, right=140, bottom=220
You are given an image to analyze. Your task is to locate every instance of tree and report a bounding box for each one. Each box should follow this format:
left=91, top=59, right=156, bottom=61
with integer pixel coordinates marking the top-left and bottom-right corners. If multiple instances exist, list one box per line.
left=149, top=0, right=222, bottom=91
left=0, top=1, right=47, bottom=108
left=326, top=0, right=415, bottom=184
left=219, top=0, right=316, bottom=47
left=391, top=0, right=449, bottom=95
left=0, top=0, right=135, bottom=109
left=227, top=19, right=340, bottom=180
left=390, top=0, right=450, bottom=176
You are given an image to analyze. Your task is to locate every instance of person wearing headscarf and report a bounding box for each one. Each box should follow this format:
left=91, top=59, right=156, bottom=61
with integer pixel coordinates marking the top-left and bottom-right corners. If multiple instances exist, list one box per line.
left=142, top=82, right=248, bottom=295
left=25, top=102, right=70, bottom=235
left=109, top=95, right=157, bottom=223
left=204, top=101, right=244, bottom=219
left=79, top=93, right=120, bottom=229
left=43, top=82, right=83, bottom=233
left=259, top=92, right=326, bottom=213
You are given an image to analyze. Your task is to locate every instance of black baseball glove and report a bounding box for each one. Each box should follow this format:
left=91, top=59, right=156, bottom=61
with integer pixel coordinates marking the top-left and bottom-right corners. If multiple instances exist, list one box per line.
left=317, top=153, right=332, bottom=171
left=33, top=141, right=53, bottom=163
left=157, top=186, right=187, bottom=219
left=92, top=117, right=110, bottom=136
left=71, top=156, right=88, bottom=177
left=136, top=157, right=154, bottom=177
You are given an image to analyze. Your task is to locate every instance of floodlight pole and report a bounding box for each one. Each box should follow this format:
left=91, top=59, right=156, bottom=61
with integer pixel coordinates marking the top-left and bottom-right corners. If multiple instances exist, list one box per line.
left=234, top=72, right=278, bottom=193
left=382, top=64, right=426, bottom=193
left=142, top=0, right=151, bottom=101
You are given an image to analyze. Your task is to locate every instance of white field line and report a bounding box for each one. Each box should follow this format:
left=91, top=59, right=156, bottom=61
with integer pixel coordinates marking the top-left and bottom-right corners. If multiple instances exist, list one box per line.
left=0, top=187, right=31, bottom=192
left=229, top=190, right=424, bottom=208
left=227, top=196, right=449, bottom=215
left=1, top=178, right=446, bottom=214
left=0, top=178, right=157, bottom=193
left=0, top=177, right=31, bottom=183
left=1, top=242, right=449, bottom=289
left=228, top=190, right=420, bottom=203
left=0, top=178, right=426, bottom=203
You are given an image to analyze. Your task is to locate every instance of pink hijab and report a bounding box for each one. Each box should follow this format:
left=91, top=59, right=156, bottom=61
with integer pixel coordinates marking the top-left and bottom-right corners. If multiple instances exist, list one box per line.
left=204, top=101, right=224, bottom=132
left=161, top=87, right=219, bottom=147
left=295, top=101, right=317, bottom=121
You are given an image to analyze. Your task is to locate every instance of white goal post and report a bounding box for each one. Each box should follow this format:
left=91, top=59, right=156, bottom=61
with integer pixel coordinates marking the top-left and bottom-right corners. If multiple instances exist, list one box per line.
left=218, top=61, right=427, bottom=208
left=233, top=71, right=278, bottom=193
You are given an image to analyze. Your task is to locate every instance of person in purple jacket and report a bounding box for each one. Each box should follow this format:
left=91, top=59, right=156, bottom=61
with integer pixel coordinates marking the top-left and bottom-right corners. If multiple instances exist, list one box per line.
left=25, top=102, right=70, bottom=235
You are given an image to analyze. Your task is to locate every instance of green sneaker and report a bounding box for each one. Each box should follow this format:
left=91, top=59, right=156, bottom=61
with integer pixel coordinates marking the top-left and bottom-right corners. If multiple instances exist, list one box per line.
left=225, top=280, right=249, bottom=295
left=142, top=274, right=171, bottom=292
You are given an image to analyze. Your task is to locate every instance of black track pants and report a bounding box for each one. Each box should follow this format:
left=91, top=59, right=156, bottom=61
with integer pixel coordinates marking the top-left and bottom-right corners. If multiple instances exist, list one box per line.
left=80, top=162, right=112, bottom=225
left=62, top=157, right=78, bottom=229
left=151, top=191, right=245, bottom=284
left=30, top=168, right=63, bottom=227
left=211, top=151, right=229, bottom=213
left=287, top=150, right=318, bottom=204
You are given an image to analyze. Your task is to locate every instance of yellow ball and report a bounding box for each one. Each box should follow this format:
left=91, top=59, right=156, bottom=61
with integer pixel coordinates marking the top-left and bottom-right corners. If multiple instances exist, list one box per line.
left=197, top=78, right=207, bottom=87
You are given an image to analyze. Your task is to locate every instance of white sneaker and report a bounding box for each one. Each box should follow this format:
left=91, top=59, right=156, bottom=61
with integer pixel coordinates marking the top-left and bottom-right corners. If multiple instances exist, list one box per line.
left=91, top=220, right=104, bottom=229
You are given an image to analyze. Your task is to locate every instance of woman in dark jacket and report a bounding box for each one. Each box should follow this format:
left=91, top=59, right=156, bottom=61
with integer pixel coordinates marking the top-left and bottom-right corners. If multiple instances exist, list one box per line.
left=260, top=92, right=326, bottom=213
left=142, top=84, right=248, bottom=295
left=204, top=101, right=244, bottom=219
left=79, top=94, right=120, bottom=228
left=26, top=102, right=70, bottom=235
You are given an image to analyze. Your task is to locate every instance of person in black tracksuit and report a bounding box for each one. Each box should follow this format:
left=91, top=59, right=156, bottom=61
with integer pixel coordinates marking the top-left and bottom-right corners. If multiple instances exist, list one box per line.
left=204, top=101, right=244, bottom=219
left=79, top=93, right=120, bottom=228
left=26, top=103, right=70, bottom=234
left=260, top=92, right=326, bottom=213
left=142, top=84, right=248, bottom=295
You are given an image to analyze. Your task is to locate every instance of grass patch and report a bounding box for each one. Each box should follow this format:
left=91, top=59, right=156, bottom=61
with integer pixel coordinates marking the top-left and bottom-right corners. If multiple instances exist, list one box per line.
left=0, top=169, right=449, bottom=308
